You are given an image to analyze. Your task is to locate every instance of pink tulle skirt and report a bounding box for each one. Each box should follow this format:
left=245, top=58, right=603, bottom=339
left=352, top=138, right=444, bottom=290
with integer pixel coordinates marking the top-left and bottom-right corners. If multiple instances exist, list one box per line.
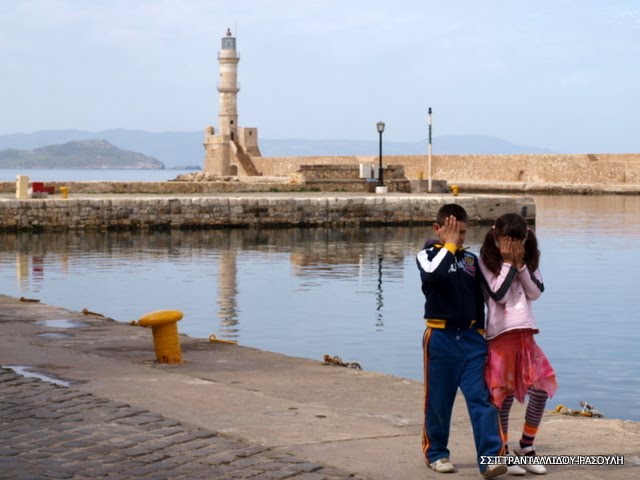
left=485, top=329, right=558, bottom=409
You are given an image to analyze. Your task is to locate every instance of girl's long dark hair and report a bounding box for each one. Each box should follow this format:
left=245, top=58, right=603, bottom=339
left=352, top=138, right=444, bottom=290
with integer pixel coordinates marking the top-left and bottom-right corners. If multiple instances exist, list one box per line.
left=480, top=213, right=540, bottom=275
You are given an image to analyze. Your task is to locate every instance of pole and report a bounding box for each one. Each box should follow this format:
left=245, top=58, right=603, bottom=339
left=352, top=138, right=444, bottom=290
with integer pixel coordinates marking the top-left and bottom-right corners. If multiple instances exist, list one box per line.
left=378, top=130, right=384, bottom=186
left=428, top=107, right=432, bottom=192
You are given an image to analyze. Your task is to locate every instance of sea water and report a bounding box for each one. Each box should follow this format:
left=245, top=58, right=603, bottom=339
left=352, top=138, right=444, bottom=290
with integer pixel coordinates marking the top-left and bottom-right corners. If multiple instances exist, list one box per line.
left=0, top=195, right=638, bottom=421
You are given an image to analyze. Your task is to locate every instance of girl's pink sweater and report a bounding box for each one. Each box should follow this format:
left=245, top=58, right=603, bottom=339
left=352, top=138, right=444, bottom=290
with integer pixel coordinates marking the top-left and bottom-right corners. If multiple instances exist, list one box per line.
left=478, top=260, right=544, bottom=340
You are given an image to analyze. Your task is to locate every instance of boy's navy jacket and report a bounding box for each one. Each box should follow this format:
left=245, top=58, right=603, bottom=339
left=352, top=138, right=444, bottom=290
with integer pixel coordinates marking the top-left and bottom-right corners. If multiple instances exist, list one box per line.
left=416, top=239, right=485, bottom=330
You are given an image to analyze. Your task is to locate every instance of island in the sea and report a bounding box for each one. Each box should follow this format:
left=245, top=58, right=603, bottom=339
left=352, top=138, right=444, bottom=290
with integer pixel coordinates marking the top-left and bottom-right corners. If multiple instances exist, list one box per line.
left=0, top=139, right=164, bottom=169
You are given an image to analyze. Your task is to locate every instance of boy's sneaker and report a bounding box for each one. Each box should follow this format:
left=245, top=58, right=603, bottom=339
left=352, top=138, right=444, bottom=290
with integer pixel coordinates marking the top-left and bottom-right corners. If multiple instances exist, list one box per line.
left=428, top=458, right=456, bottom=473
left=513, top=445, right=547, bottom=474
left=482, top=464, right=508, bottom=478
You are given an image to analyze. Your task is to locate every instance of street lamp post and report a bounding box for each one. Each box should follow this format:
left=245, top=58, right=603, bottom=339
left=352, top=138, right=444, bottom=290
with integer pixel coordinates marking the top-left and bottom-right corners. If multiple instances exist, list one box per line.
left=428, top=107, right=432, bottom=192
left=376, top=121, right=385, bottom=193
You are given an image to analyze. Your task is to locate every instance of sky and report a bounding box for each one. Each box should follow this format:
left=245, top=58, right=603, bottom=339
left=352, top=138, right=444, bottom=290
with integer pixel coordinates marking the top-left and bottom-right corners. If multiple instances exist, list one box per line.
left=2, top=0, right=640, bottom=152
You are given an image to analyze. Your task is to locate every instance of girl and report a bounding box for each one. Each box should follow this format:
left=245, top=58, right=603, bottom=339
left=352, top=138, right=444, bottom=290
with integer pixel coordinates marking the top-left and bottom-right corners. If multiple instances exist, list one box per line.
left=479, top=213, right=558, bottom=475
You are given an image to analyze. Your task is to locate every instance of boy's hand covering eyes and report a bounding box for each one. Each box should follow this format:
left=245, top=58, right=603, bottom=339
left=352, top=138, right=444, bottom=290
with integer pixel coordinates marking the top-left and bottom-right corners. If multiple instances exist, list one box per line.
left=439, top=215, right=460, bottom=245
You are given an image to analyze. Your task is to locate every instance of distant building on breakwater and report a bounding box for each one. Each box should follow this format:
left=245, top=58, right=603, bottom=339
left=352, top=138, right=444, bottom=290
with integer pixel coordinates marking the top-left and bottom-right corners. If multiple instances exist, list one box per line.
left=203, top=29, right=261, bottom=177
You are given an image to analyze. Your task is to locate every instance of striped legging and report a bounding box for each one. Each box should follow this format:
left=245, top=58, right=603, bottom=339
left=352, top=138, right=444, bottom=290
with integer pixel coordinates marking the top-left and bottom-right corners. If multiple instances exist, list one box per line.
left=500, top=387, right=548, bottom=445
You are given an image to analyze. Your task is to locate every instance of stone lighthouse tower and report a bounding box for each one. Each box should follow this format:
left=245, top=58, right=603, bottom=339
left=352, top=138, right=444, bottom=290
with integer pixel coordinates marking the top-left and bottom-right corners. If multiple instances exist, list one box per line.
left=218, top=27, right=239, bottom=142
left=203, top=28, right=261, bottom=177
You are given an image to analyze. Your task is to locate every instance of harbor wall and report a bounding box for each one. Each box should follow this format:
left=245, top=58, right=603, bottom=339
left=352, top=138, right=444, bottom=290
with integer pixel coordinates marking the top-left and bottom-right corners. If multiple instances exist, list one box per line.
left=253, top=153, right=640, bottom=187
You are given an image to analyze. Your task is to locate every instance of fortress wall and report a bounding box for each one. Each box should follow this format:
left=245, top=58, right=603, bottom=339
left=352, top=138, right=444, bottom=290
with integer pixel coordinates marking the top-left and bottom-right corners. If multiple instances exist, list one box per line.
left=253, top=153, right=640, bottom=184
left=3, top=154, right=639, bottom=197
left=253, top=156, right=377, bottom=177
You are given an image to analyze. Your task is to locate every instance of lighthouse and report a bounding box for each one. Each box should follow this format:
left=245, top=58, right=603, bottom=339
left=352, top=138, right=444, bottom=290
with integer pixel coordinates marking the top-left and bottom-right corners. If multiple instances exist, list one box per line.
left=203, top=28, right=261, bottom=177
left=218, top=28, right=239, bottom=141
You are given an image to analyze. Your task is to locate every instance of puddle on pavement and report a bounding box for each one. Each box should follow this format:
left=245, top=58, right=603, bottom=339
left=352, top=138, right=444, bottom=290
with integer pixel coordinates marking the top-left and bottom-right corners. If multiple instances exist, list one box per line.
left=36, top=319, right=88, bottom=329
left=184, top=378, right=216, bottom=385
left=36, top=332, right=73, bottom=339
left=6, top=365, right=70, bottom=387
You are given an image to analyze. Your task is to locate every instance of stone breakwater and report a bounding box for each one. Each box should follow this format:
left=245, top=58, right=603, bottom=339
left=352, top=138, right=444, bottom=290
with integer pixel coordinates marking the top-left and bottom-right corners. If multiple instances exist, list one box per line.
left=0, top=194, right=534, bottom=232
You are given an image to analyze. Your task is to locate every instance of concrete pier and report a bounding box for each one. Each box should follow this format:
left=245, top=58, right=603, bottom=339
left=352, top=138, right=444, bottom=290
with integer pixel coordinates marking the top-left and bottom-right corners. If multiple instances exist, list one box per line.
left=0, top=193, right=535, bottom=231
left=1, top=295, right=638, bottom=479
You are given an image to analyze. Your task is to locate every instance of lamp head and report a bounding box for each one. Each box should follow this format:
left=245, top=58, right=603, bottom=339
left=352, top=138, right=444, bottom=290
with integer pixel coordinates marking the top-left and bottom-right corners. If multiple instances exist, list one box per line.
left=376, top=121, right=385, bottom=133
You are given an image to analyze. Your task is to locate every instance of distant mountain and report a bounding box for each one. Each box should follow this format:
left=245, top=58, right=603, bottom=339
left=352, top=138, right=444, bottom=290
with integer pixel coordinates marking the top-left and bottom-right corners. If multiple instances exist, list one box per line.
left=0, top=139, right=164, bottom=169
left=0, top=130, right=553, bottom=168
left=0, top=130, right=193, bottom=169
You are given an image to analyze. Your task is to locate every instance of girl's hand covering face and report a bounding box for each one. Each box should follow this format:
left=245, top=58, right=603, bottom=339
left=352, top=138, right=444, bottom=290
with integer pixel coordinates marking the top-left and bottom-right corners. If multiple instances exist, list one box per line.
left=511, top=238, right=525, bottom=269
left=498, top=236, right=514, bottom=263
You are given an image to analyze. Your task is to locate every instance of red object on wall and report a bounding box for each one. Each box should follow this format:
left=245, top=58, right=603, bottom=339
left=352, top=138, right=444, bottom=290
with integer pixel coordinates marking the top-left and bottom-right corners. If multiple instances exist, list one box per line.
left=31, top=182, right=55, bottom=194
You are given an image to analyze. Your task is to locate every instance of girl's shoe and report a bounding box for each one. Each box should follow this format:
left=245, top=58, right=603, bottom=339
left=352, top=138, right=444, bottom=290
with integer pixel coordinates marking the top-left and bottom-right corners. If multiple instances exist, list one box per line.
left=428, top=458, right=456, bottom=473
left=513, top=445, right=547, bottom=474
left=502, top=445, right=526, bottom=475
left=507, top=464, right=527, bottom=475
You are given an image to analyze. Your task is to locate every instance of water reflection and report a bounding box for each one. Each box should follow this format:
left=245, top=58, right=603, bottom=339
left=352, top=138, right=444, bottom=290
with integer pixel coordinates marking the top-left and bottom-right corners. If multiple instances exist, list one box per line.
left=0, top=226, right=456, bottom=335
left=16, top=253, right=29, bottom=290
left=1, top=198, right=639, bottom=421
left=14, top=253, right=47, bottom=292
left=534, top=195, right=640, bottom=237
left=218, top=249, right=239, bottom=338
left=376, top=255, right=384, bottom=331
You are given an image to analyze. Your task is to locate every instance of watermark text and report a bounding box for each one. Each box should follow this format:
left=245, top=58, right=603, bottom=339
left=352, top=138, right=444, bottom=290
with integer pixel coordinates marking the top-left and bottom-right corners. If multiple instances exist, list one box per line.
left=480, top=455, right=624, bottom=466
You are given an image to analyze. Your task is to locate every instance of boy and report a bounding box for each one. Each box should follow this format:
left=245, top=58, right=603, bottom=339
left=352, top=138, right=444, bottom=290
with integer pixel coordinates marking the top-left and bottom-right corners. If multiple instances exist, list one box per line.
left=416, top=204, right=506, bottom=478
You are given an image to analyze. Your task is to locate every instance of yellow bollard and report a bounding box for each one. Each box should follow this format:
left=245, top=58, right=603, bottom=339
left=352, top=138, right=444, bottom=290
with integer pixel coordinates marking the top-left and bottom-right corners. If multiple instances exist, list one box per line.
left=60, top=186, right=68, bottom=199
left=450, top=185, right=459, bottom=196
left=138, top=310, right=184, bottom=364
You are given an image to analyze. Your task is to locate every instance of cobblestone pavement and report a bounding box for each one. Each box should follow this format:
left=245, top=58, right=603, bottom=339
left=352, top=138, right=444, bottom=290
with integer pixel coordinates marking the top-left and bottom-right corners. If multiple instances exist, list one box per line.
left=0, top=367, right=361, bottom=480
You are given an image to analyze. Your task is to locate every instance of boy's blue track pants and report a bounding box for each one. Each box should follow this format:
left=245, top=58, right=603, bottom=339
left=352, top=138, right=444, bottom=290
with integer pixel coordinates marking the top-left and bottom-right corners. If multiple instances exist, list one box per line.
left=422, top=327, right=504, bottom=470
